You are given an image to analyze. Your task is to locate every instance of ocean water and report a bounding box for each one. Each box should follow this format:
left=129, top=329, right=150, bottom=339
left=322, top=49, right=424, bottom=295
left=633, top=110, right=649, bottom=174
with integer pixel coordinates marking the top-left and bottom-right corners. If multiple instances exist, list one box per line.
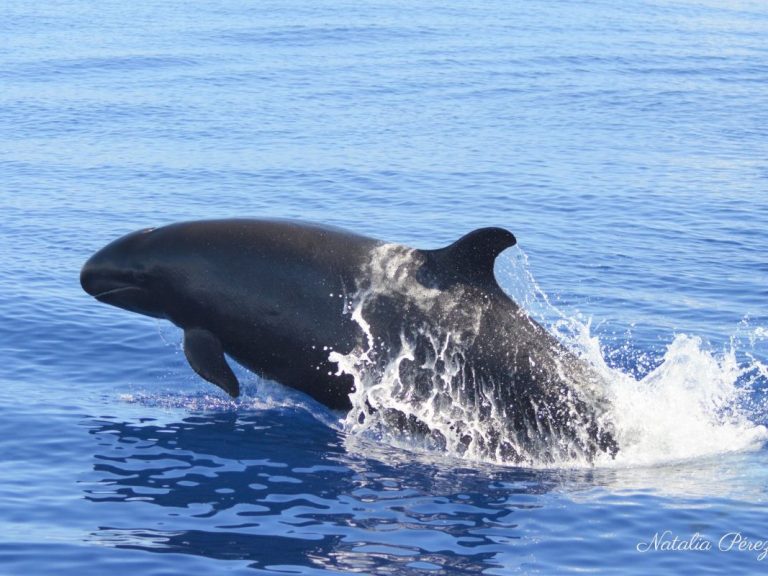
left=2, top=0, right=768, bottom=573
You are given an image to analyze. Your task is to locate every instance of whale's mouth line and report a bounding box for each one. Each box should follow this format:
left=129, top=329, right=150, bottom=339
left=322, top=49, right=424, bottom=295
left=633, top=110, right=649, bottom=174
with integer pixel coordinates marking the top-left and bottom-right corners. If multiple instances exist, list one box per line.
left=91, top=284, right=166, bottom=319
left=94, top=286, right=142, bottom=300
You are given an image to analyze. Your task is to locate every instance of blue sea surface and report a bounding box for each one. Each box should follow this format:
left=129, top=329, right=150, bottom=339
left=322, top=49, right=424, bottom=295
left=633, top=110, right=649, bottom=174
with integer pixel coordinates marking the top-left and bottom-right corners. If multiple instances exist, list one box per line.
left=2, top=0, right=768, bottom=574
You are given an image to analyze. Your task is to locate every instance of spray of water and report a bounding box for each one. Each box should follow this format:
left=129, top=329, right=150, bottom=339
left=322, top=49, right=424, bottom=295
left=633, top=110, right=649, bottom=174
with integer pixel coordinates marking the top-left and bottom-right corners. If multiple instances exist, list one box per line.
left=332, top=246, right=768, bottom=469
left=501, top=250, right=768, bottom=467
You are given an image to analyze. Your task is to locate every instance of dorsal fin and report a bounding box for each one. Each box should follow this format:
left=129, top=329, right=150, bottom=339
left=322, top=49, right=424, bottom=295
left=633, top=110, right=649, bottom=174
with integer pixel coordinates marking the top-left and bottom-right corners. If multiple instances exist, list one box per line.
left=423, top=227, right=516, bottom=287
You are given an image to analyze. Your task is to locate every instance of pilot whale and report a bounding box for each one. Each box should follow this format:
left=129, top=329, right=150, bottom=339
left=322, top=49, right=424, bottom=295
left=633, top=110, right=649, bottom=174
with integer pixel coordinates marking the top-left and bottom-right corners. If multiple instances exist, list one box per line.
left=81, top=219, right=617, bottom=463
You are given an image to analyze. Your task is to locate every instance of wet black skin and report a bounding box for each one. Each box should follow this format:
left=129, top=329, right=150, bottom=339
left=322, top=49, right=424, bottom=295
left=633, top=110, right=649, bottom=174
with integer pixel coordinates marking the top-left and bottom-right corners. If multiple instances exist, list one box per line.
left=80, top=219, right=378, bottom=409
left=81, top=219, right=617, bottom=461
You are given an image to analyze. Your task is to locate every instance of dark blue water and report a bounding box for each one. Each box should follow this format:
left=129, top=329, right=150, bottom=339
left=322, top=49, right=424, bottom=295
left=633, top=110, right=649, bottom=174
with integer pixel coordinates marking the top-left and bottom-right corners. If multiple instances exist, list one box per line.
left=2, top=0, right=768, bottom=573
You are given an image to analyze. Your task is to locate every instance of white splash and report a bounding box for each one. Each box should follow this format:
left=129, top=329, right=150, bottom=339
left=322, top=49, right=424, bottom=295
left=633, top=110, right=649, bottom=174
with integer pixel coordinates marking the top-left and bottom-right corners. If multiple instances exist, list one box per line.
left=497, top=250, right=768, bottom=468
left=333, top=246, right=768, bottom=469
left=571, top=327, right=767, bottom=468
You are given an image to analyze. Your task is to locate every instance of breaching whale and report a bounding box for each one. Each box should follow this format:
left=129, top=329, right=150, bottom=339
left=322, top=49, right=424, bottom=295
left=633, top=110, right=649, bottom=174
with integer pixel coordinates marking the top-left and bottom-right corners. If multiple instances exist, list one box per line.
left=81, top=219, right=617, bottom=463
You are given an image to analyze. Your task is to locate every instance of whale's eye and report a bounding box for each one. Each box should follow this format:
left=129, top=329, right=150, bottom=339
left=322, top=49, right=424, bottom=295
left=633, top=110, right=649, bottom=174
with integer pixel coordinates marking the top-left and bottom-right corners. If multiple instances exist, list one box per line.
left=133, top=271, right=150, bottom=285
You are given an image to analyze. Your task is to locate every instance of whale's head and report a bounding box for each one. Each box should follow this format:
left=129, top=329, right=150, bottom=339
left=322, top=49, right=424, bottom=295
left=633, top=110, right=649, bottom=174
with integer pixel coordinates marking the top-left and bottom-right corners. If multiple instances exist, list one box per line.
left=80, top=227, right=171, bottom=319
left=80, top=220, right=281, bottom=330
